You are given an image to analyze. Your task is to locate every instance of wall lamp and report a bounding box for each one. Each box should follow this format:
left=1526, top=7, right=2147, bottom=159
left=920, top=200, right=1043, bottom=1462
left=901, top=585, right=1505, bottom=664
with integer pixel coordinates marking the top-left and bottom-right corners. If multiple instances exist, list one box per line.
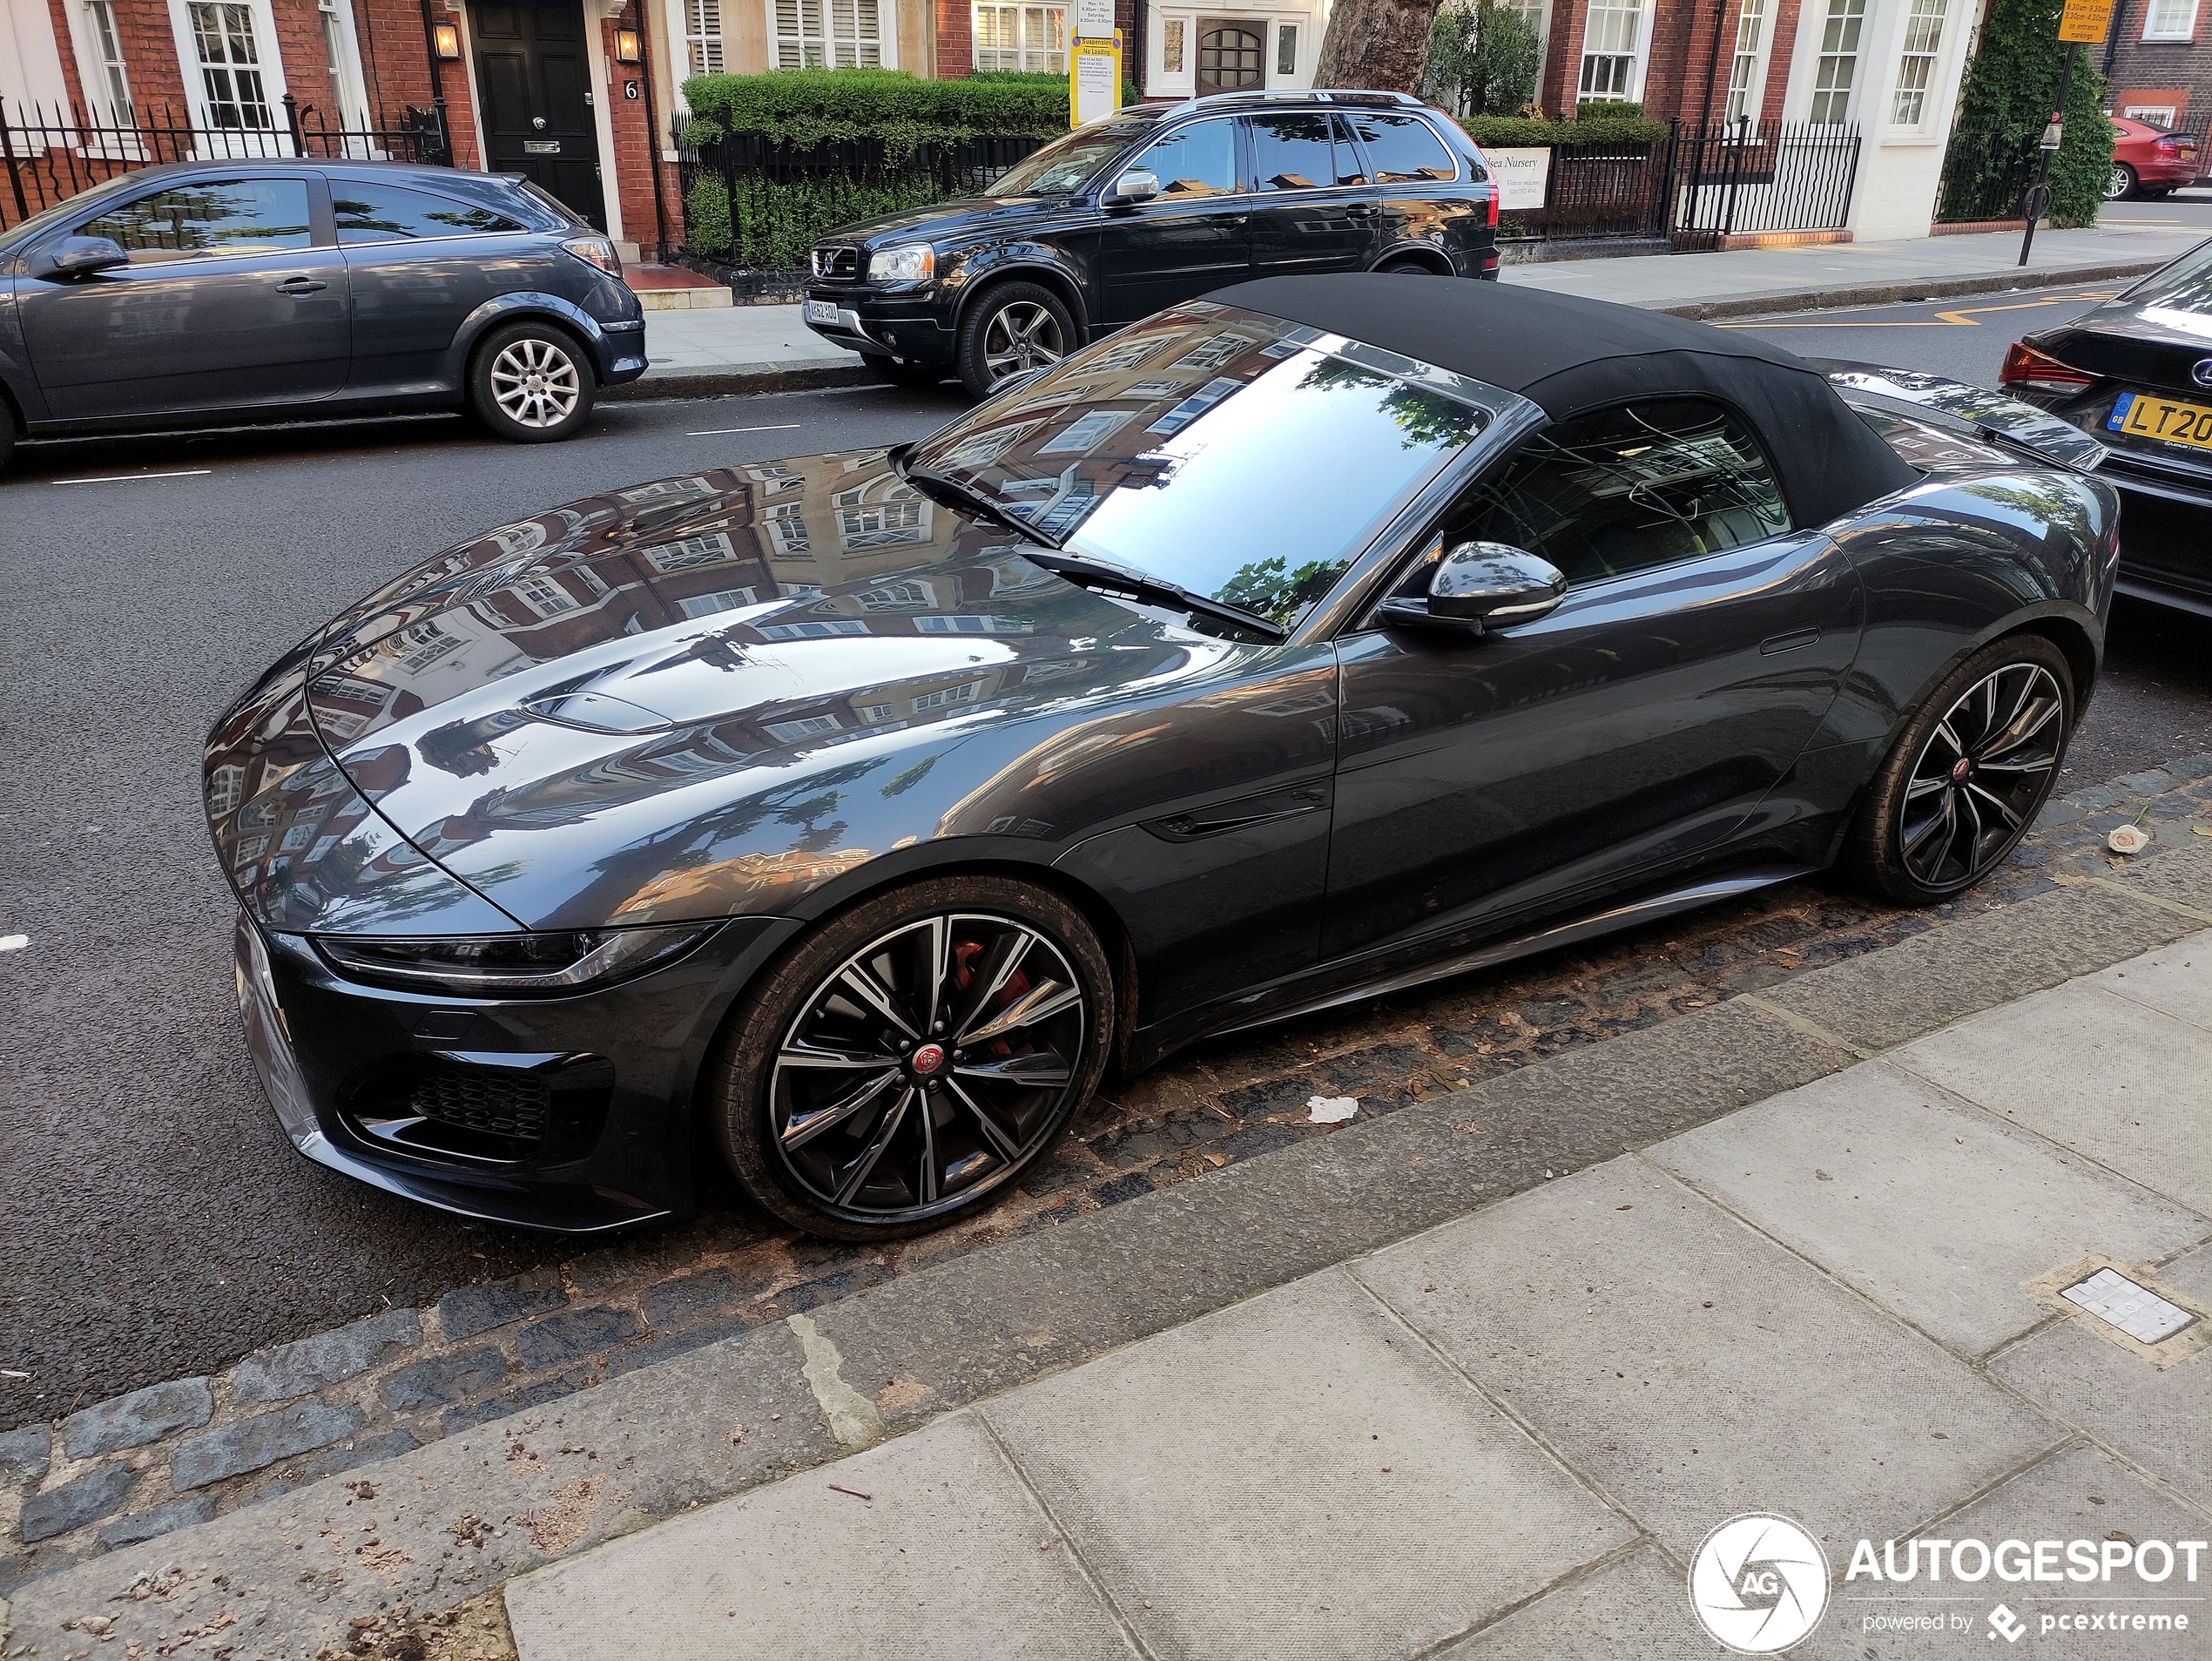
left=431, top=21, right=461, bottom=57
left=613, top=25, right=642, bottom=62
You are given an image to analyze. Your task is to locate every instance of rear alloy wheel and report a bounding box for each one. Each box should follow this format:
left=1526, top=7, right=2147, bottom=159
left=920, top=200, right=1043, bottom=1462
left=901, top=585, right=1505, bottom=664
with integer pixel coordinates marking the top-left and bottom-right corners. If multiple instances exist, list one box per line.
left=2104, top=162, right=2138, bottom=200
left=861, top=353, right=947, bottom=388
left=714, top=876, right=1112, bottom=1239
left=469, top=320, right=594, bottom=442
left=956, top=282, right=1075, bottom=399
left=1845, top=635, right=2074, bottom=906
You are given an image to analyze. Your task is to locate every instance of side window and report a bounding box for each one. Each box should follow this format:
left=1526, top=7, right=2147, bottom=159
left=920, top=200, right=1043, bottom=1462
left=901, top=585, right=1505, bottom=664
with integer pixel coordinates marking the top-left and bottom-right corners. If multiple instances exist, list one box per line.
left=1250, top=112, right=1338, bottom=192
left=1440, top=399, right=1791, bottom=586
left=1343, top=112, right=1457, bottom=184
left=1130, top=119, right=1238, bottom=197
left=334, top=184, right=527, bottom=243
left=78, top=178, right=312, bottom=263
left=1326, top=115, right=1369, bottom=186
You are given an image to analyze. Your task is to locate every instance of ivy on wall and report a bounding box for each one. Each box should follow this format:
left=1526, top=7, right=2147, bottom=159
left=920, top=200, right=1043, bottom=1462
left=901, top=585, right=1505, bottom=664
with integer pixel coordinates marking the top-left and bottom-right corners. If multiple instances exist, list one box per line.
left=1939, top=0, right=2113, bottom=227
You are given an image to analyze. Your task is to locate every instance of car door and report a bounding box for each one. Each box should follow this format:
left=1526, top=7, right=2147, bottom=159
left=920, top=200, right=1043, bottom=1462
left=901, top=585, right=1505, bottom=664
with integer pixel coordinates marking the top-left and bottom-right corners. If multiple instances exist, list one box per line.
left=1323, top=396, right=1863, bottom=962
left=1246, top=112, right=1383, bottom=278
left=1094, top=117, right=1252, bottom=327
left=332, top=179, right=536, bottom=395
left=1337, top=110, right=1486, bottom=269
left=16, top=174, right=349, bottom=420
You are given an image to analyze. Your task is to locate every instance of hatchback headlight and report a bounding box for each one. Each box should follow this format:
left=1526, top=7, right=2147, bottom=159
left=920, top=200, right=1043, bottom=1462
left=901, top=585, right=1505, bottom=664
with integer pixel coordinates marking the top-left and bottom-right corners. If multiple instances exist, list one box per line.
left=316, top=923, right=713, bottom=995
left=867, top=243, right=934, bottom=283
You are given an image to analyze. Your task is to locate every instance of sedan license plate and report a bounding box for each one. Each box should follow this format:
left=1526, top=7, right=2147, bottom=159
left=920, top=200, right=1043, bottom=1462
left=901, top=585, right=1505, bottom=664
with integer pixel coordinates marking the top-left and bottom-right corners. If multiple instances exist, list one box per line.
left=2107, top=389, right=2212, bottom=452
left=805, top=298, right=841, bottom=326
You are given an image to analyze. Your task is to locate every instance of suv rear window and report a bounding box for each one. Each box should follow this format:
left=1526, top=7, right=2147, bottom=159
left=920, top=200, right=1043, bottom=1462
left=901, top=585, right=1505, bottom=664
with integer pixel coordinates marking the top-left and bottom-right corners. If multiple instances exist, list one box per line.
left=1343, top=112, right=1456, bottom=183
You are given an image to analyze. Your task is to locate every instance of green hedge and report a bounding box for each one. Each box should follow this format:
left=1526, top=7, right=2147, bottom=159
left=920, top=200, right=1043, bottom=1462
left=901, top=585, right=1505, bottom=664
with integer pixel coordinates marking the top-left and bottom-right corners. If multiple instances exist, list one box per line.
left=1460, top=113, right=1668, bottom=146
left=682, top=67, right=1069, bottom=150
left=1938, top=0, right=2113, bottom=227
left=1572, top=99, right=1643, bottom=119
left=684, top=172, right=946, bottom=266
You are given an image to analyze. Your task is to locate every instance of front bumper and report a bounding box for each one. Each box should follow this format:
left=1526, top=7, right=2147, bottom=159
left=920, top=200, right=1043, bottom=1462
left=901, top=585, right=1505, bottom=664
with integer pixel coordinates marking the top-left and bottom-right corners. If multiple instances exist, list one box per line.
left=233, top=909, right=799, bottom=1232
left=799, top=286, right=955, bottom=364
left=2099, top=462, right=2212, bottom=616
left=595, top=316, right=649, bottom=384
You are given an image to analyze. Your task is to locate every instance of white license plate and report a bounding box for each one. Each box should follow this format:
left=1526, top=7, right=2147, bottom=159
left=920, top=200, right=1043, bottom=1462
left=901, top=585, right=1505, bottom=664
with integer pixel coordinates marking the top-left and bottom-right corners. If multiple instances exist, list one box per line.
left=805, top=299, right=840, bottom=326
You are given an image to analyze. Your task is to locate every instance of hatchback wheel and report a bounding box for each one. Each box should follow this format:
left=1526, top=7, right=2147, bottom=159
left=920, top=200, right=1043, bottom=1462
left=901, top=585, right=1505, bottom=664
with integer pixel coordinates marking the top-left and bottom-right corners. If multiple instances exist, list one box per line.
left=956, top=282, right=1075, bottom=399
left=1845, top=635, right=2073, bottom=906
left=469, top=320, right=594, bottom=442
left=2104, top=162, right=2137, bottom=200
left=713, top=875, right=1114, bottom=1239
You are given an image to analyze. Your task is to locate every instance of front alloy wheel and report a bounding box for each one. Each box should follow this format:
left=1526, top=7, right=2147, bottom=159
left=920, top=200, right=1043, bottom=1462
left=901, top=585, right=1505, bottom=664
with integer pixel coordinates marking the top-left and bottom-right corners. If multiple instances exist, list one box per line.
left=956, top=281, right=1076, bottom=399
left=469, top=320, right=596, bottom=442
left=716, top=877, right=1112, bottom=1238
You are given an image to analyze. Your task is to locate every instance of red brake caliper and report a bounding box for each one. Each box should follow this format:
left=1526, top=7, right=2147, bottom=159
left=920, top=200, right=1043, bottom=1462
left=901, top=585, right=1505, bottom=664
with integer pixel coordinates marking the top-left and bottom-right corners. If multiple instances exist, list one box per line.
left=951, top=936, right=1028, bottom=1057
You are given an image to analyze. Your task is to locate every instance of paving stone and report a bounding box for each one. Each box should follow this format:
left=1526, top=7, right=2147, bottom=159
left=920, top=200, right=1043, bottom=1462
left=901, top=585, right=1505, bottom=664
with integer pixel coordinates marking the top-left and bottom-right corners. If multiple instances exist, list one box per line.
left=60, top=1377, right=212, bottom=1460
left=637, top=1268, right=740, bottom=1332
left=1795, top=1441, right=2212, bottom=1660
left=381, top=1345, right=511, bottom=1412
left=96, top=1491, right=219, bottom=1550
left=1988, top=1244, right=2212, bottom=1510
left=230, top=1308, right=421, bottom=1405
left=1439, top=1545, right=1696, bottom=1659
left=2090, top=928, right=2212, bottom=1030
left=438, top=1267, right=568, bottom=1341
left=0, top=1421, right=51, bottom=1489
left=772, top=1264, right=887, bottom=1315
left=1355, top=1157, right=2060, bottom=1563
left=983, top=1268, right=1634, bottom=1661
left=19, top=1463, right=138, bottom=1543
left=1763, top=882, right=2188, bottom=1052
left=2103, top=837, right=2212, bottom=915
left=172, top=1399, right=370, bottom=1491
left=1892, top=979, right=2212, bottom=1212
left=1652, top=1060, right=2208, bottom=1355
left=441, top=1375, right=585, bottom=1435
left=504, top=1412, right=1146, bottom=1661
left=251, top=1429, right=423, bottom=1502
left=599, top=1316, right=753, bottom=1382
left=516, top=1307, right=645, bottom=1371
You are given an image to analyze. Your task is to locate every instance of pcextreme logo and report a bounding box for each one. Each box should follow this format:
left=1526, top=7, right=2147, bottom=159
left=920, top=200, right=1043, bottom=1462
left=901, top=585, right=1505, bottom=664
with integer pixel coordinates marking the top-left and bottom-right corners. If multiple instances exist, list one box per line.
left=1689, top=1513, right=1832, bottom=1653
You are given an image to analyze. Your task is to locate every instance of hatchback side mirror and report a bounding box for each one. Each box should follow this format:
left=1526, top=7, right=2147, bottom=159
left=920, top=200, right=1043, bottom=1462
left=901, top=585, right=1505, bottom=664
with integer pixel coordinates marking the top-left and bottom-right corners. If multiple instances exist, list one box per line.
left=28, top=235, right=129, bottom=281
left=1377, top=541, right=1568, bottom=637
left=1108, top=170, right=1160, bottom=206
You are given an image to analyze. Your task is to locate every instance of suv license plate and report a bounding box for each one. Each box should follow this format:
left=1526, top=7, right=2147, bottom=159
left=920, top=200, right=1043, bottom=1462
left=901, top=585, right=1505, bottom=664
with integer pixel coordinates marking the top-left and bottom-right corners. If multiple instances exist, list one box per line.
left=2108, top=389, right=2212, bottom=453
left=805, top=299, right=841, bottom=326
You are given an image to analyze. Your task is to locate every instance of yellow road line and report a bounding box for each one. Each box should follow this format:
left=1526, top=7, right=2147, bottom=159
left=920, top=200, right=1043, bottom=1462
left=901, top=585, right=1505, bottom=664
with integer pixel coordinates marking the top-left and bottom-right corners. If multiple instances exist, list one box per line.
left=1717, top=290, right=2112, bottom=329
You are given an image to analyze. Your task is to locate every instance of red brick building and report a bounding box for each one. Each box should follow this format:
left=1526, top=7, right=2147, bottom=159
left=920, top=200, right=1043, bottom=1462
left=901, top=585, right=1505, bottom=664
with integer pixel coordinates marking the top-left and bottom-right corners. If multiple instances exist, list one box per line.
left=2098, top=0, right=2212, bottom=136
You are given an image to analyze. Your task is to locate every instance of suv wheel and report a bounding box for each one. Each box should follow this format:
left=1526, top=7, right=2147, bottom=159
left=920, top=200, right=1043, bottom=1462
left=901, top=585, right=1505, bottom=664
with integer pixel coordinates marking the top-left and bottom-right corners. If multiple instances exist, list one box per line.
left=469, top=320, right=595, bottom=442
left=861, top=353, right=947, bottom=388
left=1377, top=255, right=1442, bottom=274
left=957, top=282, right=1076, bottom=399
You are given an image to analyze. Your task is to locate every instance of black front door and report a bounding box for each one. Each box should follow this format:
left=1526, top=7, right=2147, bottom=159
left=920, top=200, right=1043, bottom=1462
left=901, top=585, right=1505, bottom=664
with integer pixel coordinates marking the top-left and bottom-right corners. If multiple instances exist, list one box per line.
left=470, top=0, right=604, bottom=229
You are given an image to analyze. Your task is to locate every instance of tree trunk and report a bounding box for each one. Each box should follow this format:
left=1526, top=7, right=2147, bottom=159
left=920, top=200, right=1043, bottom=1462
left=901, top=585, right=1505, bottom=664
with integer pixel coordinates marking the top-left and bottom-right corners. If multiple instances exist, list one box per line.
left=1313, top=0, right=1443, bottom=93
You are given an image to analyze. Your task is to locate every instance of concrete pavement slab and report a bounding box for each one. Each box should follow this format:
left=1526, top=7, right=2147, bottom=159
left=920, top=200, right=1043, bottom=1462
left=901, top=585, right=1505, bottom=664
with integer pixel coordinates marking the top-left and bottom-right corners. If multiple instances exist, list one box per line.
left=502, top=1413, right=1136, bottom=1661
left=1892, top=982, right=2212, bottom=1214
left=1436, top=1544, right=1707, bottom=1659
left=1651, top=1061, right=2209, bottom=1356
left=2092, top=930, right=2212, bottom=1030
left=1354, top=1158, right=2063, bottom=1563
left=978, top=1266, right=1636, bottom=1661
left=1758, top=882, right=2190, bottom=1052
left=1989, top=1245, right=2212, bottom=1511
left=1795, top=1440, right=2212, bottom=1660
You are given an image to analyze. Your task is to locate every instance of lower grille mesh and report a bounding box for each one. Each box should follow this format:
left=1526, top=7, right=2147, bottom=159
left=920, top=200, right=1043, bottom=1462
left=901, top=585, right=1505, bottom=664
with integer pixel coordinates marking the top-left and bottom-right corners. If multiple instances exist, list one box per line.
left=408, top=1068, right=550, bottom=1141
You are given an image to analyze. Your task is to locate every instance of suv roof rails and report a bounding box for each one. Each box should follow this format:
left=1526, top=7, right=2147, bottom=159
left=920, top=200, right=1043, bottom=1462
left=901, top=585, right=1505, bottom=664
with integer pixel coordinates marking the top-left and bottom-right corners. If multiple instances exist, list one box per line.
left=1157, top=87, right=1428, bottom=118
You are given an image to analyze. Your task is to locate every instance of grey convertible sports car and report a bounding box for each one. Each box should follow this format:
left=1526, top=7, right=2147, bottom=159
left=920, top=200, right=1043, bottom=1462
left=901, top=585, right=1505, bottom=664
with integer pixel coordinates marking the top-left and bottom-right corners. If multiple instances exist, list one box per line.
left=206, top=276, right=2119, bottom=1239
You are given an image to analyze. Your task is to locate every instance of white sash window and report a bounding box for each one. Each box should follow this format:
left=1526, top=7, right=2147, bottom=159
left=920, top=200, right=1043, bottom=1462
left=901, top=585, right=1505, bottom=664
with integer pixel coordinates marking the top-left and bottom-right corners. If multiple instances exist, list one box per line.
left=772, top=0, right=889, bottom=68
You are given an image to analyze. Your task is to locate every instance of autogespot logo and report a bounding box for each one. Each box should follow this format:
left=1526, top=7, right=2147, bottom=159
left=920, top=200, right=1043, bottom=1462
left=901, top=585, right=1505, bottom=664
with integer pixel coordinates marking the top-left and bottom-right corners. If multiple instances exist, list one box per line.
left=1689, top=1514, right=1832, bottom=1653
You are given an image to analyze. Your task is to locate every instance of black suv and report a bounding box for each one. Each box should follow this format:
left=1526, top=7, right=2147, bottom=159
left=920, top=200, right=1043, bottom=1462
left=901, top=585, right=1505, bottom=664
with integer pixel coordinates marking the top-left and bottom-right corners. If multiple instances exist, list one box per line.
left=800, top=90, right=1499, bottom=397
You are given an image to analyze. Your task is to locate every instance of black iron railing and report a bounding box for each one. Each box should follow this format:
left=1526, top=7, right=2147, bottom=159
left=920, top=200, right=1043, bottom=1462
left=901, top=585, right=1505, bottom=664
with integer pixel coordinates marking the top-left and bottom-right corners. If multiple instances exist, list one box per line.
left=1499, top=138, right=1673, bottom=242
left=1667, top=119, right=1861, bottom=247
left=1, top=96, right=450, bottom=229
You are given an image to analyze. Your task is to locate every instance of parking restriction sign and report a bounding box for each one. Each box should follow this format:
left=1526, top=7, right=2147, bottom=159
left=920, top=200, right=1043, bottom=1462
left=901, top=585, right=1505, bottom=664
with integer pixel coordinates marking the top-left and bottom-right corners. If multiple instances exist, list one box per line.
left=2058, top=0, right=2114, bottom=42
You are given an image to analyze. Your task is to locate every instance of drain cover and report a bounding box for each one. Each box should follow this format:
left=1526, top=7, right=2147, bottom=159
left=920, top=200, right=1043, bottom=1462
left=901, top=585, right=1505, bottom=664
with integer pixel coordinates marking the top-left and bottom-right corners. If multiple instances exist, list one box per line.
left=2060, top=1267, right=2197, bottom=1345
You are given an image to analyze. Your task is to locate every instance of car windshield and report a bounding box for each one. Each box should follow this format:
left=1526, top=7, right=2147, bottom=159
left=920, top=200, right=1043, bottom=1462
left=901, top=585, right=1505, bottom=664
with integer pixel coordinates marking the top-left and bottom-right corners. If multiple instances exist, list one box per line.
left=2126, top=238, right=2212, bottom=324
left=905, top=302, right=1494, bottom=631
left=988, top=120, right=1154, bottom=197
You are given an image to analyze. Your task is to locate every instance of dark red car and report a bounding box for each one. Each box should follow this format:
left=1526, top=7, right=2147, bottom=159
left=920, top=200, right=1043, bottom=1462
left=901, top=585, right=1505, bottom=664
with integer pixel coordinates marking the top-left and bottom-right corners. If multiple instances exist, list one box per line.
left=2105, top=115, right=2201, bottom=200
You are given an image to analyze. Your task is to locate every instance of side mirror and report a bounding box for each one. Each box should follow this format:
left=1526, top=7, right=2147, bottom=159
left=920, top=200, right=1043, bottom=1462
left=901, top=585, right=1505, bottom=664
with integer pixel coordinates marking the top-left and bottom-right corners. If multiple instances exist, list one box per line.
left=1108, top=170, right=1160, bottom=206
left=1377, top=541, right=1567, bottom=637
left=28, top=235, right=129, bottom=281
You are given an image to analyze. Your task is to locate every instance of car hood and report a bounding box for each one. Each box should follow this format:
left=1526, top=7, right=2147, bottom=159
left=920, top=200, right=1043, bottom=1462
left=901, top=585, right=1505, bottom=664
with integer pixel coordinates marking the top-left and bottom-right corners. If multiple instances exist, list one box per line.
left=295, top=449, right=1304, bottom=931
left=824, top=194, right=1083, bottom=248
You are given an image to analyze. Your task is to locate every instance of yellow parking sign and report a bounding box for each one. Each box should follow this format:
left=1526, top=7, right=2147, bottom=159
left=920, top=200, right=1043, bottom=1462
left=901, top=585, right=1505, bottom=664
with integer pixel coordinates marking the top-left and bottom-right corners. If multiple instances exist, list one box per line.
left=2058, top=0, right=2115, bottom=43
left=1069, top=30, right=1123, bottom=128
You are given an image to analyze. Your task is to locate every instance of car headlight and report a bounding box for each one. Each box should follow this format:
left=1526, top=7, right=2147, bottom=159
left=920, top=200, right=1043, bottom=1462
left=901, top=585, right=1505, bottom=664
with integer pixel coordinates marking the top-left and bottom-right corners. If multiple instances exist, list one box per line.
left=560, top=234, right=623, bottom=278
left=315, top=923, right=714, bottom=995
left=867, top=243, right=934, bottom=283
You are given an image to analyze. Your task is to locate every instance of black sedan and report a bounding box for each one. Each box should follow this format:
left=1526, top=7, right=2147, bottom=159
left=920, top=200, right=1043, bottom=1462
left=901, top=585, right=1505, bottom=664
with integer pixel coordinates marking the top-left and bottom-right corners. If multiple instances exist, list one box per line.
left=0, top=159, right=644, bottom=470
left=206, top=276, right=2116, bottom=1239
left=2000, top=235, right=2212, bottom=616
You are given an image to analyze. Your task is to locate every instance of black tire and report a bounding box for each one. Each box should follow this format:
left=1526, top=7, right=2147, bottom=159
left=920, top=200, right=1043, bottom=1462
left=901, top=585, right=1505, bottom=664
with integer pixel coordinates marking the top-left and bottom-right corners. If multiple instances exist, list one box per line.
left=955, top=281, right=1076, bottom=400
left=468, top=319, right=595, bottom=442
left=0, top=413, right=14, bottom=476
left=2104, top=162, right=2138, bottom=201
left=1843, top=633, right=2074, bottom=907
left=711, top=874, right=1115, bottom=1239
left=860, top=353, right=948, bottom=388
left=1376, top=256, right=1443, bottom=274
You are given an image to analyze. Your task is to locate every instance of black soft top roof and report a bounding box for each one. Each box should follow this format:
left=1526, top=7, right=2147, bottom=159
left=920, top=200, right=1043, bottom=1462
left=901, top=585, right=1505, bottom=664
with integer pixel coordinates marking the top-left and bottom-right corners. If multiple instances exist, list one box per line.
left=1211, top=273, right=1918, bottom=529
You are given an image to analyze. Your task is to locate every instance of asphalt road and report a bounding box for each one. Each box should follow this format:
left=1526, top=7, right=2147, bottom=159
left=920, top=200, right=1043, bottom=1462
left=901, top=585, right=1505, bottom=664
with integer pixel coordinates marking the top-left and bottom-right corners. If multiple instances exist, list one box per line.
left=5, top=339, right=2212, bottom=1424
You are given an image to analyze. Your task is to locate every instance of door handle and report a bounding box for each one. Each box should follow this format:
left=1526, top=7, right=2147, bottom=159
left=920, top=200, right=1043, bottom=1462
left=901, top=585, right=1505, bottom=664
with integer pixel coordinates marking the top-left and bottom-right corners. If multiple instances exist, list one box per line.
left=275, top=276, right=328, bottom=294
left=1344, top=203, right=1380, bottom=219
left=1759, top=628, right=1821, bottom=655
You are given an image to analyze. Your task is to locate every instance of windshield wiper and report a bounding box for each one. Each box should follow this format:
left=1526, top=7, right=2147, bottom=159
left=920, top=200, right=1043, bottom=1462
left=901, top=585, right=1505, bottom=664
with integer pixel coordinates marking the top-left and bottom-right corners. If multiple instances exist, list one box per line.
left=1022, top=550, right=1288, bottom=642
left=897, top=460, right=1058, bottom=549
